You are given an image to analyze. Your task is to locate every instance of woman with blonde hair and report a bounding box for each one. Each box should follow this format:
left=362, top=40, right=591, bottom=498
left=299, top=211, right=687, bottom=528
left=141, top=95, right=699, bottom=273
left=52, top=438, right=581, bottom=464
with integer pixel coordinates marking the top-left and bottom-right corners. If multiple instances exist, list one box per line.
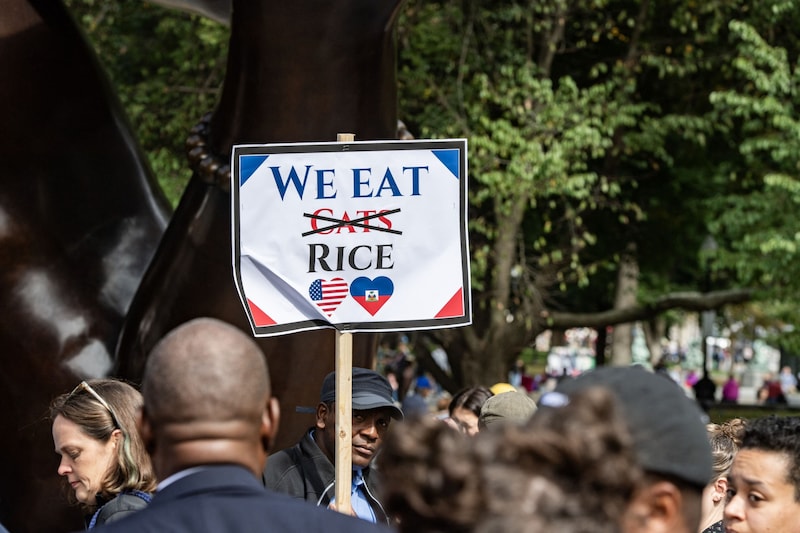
left=51, top=379, right=156, bottom=529
left=699, top=418, right=745, bottom=533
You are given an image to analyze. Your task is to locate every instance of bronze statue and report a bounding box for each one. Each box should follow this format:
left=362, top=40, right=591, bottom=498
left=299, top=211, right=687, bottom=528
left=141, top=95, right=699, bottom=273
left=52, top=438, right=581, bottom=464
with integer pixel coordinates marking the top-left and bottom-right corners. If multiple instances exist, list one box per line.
left=0, top=2, right=170, bottom=530
left=0, top=0, right=404, bottom=530
left=116, top=0, right=404, bottom=450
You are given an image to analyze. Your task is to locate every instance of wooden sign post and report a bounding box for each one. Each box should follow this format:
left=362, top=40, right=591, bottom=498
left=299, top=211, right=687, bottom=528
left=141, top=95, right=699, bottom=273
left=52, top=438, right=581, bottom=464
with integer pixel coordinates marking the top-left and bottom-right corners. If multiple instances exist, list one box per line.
left=334, top=133, right=355, bottom=515
left=334, top=330, right=353, bottom=514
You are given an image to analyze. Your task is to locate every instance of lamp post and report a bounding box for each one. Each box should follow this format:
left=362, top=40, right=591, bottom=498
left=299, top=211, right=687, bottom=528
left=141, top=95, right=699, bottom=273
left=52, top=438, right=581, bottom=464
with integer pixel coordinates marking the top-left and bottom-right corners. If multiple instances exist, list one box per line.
left=700, top=235, right=718, bottom=379
left=701, top=310, right=715, bottom=378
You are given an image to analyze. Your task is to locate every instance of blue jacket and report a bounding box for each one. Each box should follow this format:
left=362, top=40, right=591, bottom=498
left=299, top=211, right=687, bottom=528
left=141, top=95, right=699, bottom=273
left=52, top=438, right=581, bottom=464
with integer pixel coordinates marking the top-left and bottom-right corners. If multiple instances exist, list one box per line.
left=89, top=465, right=387, bottom=533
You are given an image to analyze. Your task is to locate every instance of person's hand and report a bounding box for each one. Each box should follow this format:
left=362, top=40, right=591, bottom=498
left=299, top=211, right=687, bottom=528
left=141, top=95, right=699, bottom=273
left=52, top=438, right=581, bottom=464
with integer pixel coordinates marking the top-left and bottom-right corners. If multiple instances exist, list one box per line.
left=328, top=502, right=356, bottom=517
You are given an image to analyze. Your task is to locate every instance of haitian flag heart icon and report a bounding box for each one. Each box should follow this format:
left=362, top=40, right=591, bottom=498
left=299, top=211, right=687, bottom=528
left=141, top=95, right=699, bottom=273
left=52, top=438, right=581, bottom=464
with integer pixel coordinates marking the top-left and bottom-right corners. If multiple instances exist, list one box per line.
left=350, top=276, right=394, bottom=316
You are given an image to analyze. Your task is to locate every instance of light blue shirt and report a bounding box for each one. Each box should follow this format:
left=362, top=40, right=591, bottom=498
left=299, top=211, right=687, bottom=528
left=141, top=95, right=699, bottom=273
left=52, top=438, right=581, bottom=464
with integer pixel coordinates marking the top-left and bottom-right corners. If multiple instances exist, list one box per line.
left=311, top=430, right=377, bottom=523
left=350, top=467, right=376, bottom=523
left=329, top=467, right=376, bottom=523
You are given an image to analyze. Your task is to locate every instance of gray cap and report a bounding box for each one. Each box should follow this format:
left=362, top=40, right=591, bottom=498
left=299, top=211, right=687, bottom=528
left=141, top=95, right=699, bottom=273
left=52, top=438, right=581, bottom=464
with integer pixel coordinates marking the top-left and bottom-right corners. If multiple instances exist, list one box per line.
left=320, top=367, right=403, bottom=420
left=479, top=391, right=537, bottom=428
left=545, top=366, right=712, bottom=488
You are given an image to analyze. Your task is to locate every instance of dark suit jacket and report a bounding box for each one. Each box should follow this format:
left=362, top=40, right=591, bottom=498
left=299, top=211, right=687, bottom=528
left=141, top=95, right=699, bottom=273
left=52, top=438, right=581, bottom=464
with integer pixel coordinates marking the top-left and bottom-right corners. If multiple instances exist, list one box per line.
left=89, top=464, right=388, bottom=533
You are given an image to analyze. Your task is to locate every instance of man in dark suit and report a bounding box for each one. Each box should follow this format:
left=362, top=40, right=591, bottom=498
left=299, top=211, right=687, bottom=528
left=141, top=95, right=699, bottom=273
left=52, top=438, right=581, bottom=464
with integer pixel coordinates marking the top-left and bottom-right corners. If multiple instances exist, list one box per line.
left=92, top=317, right=384, bottom=533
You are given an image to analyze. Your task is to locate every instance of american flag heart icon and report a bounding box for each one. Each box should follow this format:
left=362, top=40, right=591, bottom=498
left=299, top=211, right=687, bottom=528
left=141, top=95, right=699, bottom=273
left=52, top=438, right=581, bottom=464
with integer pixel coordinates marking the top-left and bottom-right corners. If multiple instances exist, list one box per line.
left=308, top=278, right=349, bottom=316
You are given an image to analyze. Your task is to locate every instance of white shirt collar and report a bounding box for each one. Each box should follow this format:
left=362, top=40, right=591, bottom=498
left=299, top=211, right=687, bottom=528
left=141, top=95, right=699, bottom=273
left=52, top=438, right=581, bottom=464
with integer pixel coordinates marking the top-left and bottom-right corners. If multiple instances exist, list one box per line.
left=156, top=466, right=209, bottom=492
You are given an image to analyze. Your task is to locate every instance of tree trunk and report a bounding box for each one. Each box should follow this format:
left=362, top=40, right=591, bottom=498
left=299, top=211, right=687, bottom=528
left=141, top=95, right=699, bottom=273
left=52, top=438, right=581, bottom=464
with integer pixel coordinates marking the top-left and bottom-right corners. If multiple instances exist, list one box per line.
left=610, top=244, right=639, bottom=366
left=642, top=316, right=666, bottom=366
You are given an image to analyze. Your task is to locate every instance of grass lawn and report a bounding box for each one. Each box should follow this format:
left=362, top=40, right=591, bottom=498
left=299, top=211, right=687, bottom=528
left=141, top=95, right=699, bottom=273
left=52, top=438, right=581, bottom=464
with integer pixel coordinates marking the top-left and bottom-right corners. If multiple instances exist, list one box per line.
left=708, top=403, right=800, bottom=423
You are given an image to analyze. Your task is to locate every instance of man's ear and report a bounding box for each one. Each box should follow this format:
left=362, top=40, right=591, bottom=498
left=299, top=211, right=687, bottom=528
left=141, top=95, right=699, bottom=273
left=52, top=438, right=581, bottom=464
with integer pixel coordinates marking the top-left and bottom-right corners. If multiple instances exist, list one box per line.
left=137, top=406, right=155, bottom=456
left=623, top=481, right=684, bottom=533
left=261, top=396, right=281, bottom=453
left=315, top=402, right=330, bottom=430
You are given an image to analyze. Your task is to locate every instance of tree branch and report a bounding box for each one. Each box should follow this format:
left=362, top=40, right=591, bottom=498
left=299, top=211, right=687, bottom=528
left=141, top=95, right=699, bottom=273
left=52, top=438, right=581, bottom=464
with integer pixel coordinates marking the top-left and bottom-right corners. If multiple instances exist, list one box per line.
left=537, top=2, right=567, bottom=76
left=544, top=288, right=754, bottom=329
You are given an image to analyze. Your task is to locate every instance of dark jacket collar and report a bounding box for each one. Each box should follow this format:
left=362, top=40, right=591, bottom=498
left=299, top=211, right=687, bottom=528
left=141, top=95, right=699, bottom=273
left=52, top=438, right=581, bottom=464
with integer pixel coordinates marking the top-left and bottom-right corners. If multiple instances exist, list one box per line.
left=298, top=430, right=388, bottom=522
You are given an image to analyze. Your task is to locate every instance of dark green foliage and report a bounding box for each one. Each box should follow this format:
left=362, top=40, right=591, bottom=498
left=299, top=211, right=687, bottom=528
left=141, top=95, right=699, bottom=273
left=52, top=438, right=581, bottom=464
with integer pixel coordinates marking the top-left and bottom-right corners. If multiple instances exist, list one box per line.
left=62, top=0, right=800, bottom=380
left=64, top=0, right=229, bottom=206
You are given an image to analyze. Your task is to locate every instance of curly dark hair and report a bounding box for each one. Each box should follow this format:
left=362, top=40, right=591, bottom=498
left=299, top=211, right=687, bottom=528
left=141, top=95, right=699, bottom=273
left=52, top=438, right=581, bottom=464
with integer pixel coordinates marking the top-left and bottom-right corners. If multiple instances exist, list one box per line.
left=740, top=416, right=800, bottom=501
left=379, top=386, right=641, bottom=533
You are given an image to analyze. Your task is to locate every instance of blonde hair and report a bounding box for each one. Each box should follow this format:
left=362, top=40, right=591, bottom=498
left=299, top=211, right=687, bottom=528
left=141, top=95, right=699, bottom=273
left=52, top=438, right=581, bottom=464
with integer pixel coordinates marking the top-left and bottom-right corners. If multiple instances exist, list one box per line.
left=50, top=379, right=157, bottom=506
left=706, top=418, right=745, bottom=481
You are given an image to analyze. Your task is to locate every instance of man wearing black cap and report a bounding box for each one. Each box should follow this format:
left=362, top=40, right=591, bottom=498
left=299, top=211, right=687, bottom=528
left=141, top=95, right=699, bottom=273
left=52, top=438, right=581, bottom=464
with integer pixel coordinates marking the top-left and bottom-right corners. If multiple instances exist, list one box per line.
left=540, top=366, right=713, bottom=533
left=264, top=367, right=402, bottom=525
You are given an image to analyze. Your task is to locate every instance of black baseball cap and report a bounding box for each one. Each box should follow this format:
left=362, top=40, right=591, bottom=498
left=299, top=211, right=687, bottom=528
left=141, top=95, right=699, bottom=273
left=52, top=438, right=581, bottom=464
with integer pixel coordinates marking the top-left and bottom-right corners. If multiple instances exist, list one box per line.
left=320, top=367, right=403, bottom=420
left=542, top=366, right=712, bottom=488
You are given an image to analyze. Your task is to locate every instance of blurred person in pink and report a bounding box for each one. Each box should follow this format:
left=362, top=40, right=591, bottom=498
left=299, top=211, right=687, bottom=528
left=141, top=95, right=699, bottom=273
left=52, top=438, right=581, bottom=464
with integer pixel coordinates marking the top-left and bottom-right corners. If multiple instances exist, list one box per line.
left=721, top=374, right=739, bottom=404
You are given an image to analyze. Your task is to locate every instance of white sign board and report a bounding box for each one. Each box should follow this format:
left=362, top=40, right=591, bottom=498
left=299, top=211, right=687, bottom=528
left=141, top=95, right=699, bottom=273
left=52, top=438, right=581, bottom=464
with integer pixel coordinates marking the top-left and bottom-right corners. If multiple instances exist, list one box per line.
left=231, top=139, right=470, bottom=336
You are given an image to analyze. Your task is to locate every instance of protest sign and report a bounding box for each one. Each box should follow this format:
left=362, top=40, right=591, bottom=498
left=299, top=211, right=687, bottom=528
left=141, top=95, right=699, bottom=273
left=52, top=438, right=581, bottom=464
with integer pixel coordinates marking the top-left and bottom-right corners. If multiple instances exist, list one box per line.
left=232, top=139, right=470, bottom=336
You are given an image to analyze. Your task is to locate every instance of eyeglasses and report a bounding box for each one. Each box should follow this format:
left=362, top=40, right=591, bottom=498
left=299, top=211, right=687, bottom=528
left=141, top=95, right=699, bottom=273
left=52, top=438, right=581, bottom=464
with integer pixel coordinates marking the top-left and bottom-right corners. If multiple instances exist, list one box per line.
left=69, top=381, right=121, bottom=429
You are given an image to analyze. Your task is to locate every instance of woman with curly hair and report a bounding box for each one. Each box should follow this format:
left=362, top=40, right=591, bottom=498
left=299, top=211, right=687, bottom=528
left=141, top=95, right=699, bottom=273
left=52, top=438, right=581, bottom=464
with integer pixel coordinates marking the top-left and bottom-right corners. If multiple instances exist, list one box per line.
left=51, top=379, right=156, bottom=529
left=724, top=416, right=800, bottom=533
left=379, top=385, right=642, bottom=532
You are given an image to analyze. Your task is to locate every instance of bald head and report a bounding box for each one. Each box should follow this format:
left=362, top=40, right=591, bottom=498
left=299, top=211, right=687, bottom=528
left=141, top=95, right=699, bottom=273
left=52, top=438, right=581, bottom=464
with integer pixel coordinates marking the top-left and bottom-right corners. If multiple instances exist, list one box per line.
left=143, top=318, right=271, bottom=427
left=140, top=318, right=280, bottom=478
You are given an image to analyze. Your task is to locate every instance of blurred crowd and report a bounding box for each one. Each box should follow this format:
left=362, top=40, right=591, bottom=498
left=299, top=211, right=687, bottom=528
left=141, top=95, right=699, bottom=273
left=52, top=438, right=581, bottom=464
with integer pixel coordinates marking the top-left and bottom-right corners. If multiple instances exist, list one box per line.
left=34, top=322, right=800, bottom=533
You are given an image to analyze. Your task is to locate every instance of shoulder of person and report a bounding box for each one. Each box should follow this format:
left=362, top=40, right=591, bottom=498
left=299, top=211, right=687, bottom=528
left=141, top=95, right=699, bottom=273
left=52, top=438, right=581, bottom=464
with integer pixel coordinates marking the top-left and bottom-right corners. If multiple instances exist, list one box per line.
left=96, top=492, right=150, bottom=525
left=266, top=445, right=299, bottom=468
left=264, top=444, right=306, bottom=486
